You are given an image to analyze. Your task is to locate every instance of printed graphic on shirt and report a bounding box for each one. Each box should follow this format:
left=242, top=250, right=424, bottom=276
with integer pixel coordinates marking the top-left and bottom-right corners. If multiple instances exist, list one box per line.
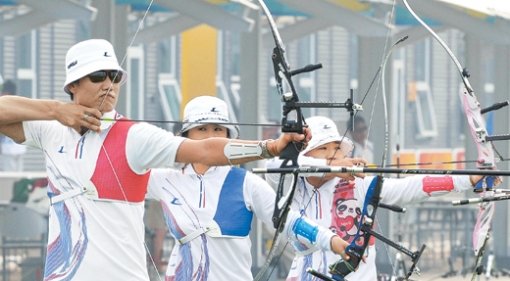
left=330, top=180, right=375, bottom=246
left=330, top=180, right=362, bottom=245
left=44, top=200, right=88, bottom=280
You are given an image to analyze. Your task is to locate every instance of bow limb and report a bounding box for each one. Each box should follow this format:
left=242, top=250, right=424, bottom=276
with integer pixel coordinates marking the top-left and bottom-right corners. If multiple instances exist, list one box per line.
left=320, top=1, right=409, bottom=276
left=253, top=1, right=311, bottom=279
left=400, top=1, right=494, bottom=168
left=306, top=25, right=398, bottom=281
left=91, top=1, right=164, bottom=279
left=253, top=172, right=299, bottom=281
left=400, top=0, right=498, bottom=278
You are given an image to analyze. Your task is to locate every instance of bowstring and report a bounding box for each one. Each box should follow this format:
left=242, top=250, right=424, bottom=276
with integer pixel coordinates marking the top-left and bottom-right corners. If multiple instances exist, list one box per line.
left=400, top=1, right=499, bottom=278
left=354, top=0, right=403, bottom=277
left=255, top=1, right=318, bottom=278
left=262, top=175, right=321, bottom=279
left=91, top=1, right=164, bottom=280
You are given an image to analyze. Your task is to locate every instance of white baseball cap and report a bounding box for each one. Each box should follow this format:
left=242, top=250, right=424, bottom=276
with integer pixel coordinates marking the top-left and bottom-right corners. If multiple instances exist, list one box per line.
left=301, top=116, right=354, bottom=156
left=180, top=96, right=239, bottom=139
left=63, top=39, right=127, bottom=94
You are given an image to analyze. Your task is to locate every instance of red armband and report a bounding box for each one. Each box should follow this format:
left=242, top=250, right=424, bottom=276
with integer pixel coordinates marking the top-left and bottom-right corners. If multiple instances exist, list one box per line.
left=422, top=176, right=454, bottom=196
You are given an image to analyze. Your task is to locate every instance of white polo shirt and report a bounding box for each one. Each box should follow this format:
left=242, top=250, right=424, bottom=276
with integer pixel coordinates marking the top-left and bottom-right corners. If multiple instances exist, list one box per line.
left=286, top=175, right=472, bottom=281
left=22, top=110, right=185, bottom=281
left=148, top=165, right=337, bottom=281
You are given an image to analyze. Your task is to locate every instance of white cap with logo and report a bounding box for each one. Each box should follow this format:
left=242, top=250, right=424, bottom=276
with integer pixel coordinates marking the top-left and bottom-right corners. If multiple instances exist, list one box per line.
left=301, top=116, right=354, bottom=156
left=180, top=96, right=239, bottom=139
left=63, top=39, right=127, bottom=94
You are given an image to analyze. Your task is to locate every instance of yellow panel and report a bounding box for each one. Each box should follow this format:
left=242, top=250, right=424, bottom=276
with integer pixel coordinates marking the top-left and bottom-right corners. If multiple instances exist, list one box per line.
left=437, top=0, right=489, bottom=20
left=418, top=150, right=454, bottom=170
left=391, top=150, right=418, bottom=169
left=453, top=148, right=465, bottom=169
left=328, top=0, right=369, bottom=12
left=205, top=0, right=228, bottom=4
left=465, top=9, right=488, bottom=20
left=180, top=25, right=217, bottom=116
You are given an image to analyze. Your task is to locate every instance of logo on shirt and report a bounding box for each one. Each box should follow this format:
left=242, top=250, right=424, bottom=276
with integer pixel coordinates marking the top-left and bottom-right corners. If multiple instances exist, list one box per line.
left=171, top=197, right=182, bottom=205
left=323, top=124, right=331, bottom=130
left=58, top=146, right=65, bottom=153
left=104, top=52, right=111, bottom=57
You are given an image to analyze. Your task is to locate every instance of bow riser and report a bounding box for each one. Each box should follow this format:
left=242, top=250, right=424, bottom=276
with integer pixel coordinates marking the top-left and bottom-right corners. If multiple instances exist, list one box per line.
left=271, top=47, right=305, bottom=134
left=253, top=1, right=311, bottom=280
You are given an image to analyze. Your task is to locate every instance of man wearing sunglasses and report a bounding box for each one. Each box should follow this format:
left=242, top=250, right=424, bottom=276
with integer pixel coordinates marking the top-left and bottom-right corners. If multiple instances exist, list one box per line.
left=0, top=39, right=310, bottom=281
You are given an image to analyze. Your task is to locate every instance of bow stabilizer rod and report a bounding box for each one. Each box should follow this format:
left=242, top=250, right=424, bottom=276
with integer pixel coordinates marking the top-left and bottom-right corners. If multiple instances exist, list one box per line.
left=453, top=192, right=510, bottom=205
left=253, top=166, right=510, bottom=176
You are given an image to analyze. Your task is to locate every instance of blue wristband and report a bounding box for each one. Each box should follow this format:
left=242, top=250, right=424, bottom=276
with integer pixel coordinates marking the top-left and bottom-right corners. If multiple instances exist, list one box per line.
left=292, top=217, right=319, bottom=243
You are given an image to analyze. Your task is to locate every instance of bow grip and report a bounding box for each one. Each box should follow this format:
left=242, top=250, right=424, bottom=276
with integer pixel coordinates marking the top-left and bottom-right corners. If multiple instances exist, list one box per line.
left=279, top=141, right=304, bottom=160
left=473, top=176, right=496, bottom=193
left=328, top=246, right=363, bottom=279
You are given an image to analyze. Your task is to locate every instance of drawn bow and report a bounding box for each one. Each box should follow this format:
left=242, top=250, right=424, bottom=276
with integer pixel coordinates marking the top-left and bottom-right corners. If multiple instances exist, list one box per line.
left=302, top=31, right=426, bottom=280
left=401, top=0, right=510, bottom=279
left=253, top=0, right=360, bottom=280
left=253, top=1, right=317, bottom=279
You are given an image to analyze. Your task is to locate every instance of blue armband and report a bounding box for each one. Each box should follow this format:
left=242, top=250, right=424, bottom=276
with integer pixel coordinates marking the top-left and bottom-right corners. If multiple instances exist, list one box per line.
left=292, top=217, right=319, bottom=244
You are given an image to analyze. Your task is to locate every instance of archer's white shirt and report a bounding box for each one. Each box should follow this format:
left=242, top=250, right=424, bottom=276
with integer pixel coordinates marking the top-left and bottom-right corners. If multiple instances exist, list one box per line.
left=1, top=135, right=27, bottom=155
left=22, top=110, right=185, bottom=281
left=284, top=174, right=473, bottom=281
left=147, top=165, right=337, bottom=281
left=266, top=157, right=473, bottom=281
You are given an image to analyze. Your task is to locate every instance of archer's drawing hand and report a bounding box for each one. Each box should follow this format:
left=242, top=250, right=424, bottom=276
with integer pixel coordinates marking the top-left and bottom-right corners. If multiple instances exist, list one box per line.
left=331, top=157, right=367, bottom=180
left=55, top=103, right=102, bottom=133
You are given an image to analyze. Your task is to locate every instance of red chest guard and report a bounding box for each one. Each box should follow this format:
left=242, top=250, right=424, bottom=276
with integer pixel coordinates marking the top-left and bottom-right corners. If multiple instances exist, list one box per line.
left=91, top=119, right=149, bottom=203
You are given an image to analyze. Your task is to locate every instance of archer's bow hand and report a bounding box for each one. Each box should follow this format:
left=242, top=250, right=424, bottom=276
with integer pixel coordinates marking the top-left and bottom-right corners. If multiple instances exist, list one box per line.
left=470, top=175, right=503, bottom=191
left=270, top=127, right=312, bottom=156
left=55, top=102, right=102, bottom=133
left=330, top=236, right=350, bottom=261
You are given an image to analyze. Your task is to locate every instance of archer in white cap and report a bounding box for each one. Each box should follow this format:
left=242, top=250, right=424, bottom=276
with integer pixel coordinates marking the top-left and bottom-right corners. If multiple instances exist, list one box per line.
left=147, top=96, right=350, bottom=280
left=179, top=95, right=239, bottom=139
left=280, top=116, right=491, bottom=281
left=0, top=39, right=311, bottom=281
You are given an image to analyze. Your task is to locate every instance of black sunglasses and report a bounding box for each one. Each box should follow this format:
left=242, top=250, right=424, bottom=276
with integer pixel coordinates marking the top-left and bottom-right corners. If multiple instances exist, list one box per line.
left=87, top=70, right=123, bottom=83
